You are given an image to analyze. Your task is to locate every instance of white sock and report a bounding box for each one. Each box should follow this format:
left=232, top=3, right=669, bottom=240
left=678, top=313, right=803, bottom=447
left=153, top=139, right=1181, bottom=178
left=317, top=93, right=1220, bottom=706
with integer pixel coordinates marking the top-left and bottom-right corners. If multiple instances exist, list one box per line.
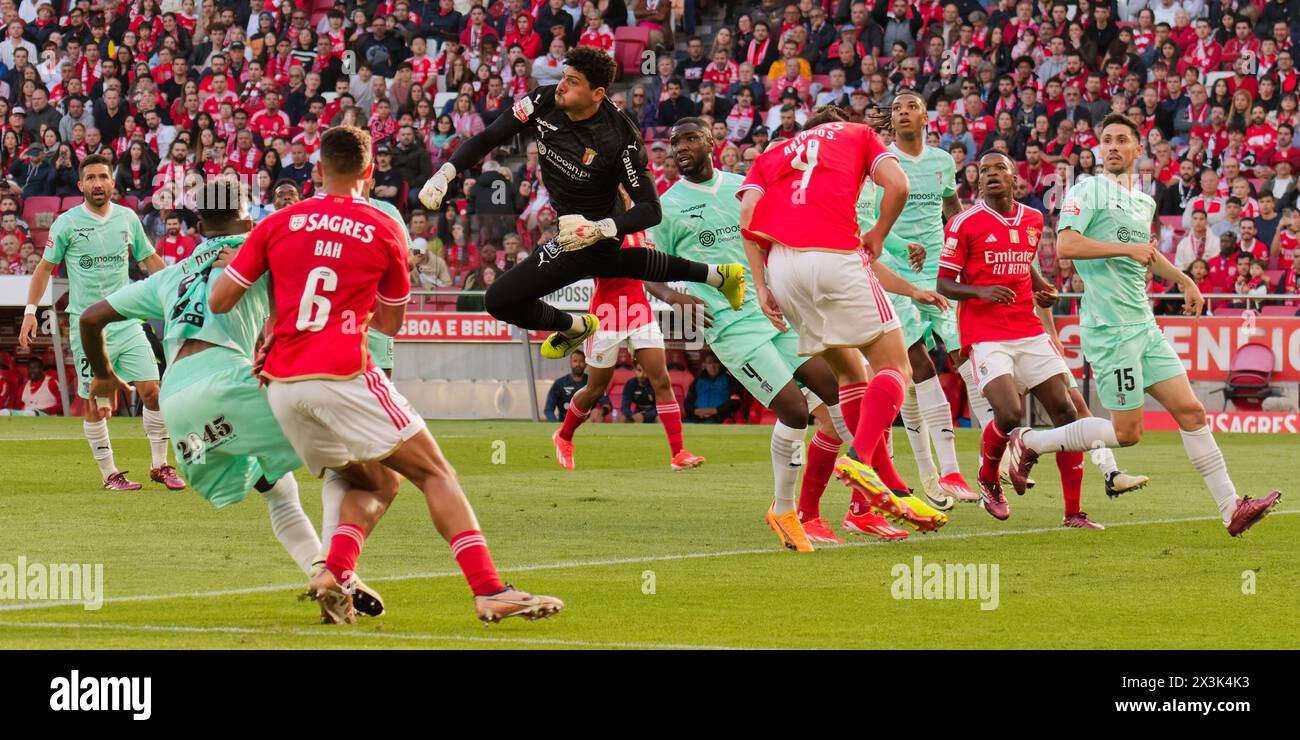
left=915, top=377, right=959, bottom=475
left=705, top=264, right=725, bottom=287
left=260, top=475, right=321, bottom=574
left=1091, top=446, right=1119, bottom=476
left=771, top=421, right=806, bottom=515
left=1179, top=425, right=1239, bottom=525
left=562, top=314, right=586, bottom=335
left=900, top=385, right=937, bottom=478
left=83, top=419, right=117, bottom=479
left=142, top=407, right=170, bottom=468
left=958, top=360, right=994, bottom=430
left=825, top=403, right=851, bottom=445
left=317, top=469, right=348, bottom=563
left=1022, top=416, right=1120, bottom=453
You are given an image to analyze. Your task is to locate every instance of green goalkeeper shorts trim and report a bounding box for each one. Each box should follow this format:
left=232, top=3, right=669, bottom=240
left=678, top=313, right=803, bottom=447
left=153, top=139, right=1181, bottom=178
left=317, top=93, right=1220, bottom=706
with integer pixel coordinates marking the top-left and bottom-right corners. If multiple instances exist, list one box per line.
left=159, top=351, right=302, bottom=508
left=69, top=318, right=160, bottom=399
left=709, top=314, right=811, bottom=407
left=1083, top=321, right=1186, bottom=411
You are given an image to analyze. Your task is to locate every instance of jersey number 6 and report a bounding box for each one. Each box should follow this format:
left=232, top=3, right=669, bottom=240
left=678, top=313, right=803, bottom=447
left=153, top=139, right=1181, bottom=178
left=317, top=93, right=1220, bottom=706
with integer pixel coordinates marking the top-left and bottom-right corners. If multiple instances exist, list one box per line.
left=297, top=266, right=338, bottom=332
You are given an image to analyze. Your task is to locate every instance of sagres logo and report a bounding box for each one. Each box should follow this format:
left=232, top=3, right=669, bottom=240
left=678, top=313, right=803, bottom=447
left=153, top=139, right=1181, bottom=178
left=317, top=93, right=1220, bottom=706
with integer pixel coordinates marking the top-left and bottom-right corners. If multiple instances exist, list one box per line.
left=50, top=670, right=151, bottom=720
left=0, top=557, right=104, bottom=610
left=891, top=555, right=999, bottom=610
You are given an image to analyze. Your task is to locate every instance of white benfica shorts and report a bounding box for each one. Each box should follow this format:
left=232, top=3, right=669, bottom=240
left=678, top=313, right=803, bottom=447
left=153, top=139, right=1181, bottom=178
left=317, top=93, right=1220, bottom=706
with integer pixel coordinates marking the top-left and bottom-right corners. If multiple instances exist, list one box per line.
left=584, top=322, right=665, bottom=369
left=969, top=334, right=1071, bottom=396
left=267, top=368, right=426, bottom=477
left=766, top=244, right=900, bottom=356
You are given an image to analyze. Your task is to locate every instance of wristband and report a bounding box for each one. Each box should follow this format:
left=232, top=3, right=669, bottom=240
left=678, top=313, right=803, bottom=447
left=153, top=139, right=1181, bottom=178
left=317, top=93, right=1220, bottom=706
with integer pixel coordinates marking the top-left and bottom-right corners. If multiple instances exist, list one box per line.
left=24, top=304, right=36, bottom=316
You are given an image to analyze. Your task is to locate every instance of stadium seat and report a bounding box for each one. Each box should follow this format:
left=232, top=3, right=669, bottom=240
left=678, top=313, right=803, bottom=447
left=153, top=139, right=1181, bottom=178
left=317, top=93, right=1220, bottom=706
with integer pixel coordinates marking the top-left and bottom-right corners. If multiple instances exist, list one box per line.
left=118, top=195, right=139, bottom=211
left=60, top=196, right=83, bottom=212
left=1260, top=304, right=1298, bottom=316
left=22, top=196, right=60, bottom=230
left=29, top=229, right=47, bottom=249
left=614, top=26, right=648, bottom=77
left=1265, top=269, right=1285, bottom=290
left=668, top=369, right=693, bottom=402
left=1213, top=307, right=1246, bottom=317
left=1218, top=342, right=1275, bottom=410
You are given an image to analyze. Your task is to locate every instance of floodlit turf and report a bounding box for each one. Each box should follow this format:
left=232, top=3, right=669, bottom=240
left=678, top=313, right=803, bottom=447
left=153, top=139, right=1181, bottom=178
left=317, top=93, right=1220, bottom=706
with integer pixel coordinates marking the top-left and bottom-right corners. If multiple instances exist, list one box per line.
left=0, top=417, right=1295, bottom=649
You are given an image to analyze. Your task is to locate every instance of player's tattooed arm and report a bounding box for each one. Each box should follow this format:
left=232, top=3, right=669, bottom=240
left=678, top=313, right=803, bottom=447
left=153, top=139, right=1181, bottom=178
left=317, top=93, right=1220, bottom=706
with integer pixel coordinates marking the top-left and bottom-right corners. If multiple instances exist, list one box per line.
left=1056, top=228, right=1158, bottom=263
left=874, top=261, right=950, bottom=311
left=79, top=299, right=134, bottom=414
left=645, top=282, right=714, bottom=328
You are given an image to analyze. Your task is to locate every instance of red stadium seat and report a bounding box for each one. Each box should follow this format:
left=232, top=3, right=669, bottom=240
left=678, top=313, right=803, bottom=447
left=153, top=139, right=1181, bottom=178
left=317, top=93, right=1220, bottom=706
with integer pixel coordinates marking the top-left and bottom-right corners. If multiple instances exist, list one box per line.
left=1213, top=307, right=1246, bottom=317
left=1265, top=269, right=1285, bottom=290
left=614, top=26, right=649, bottom=77
left=1260, top=304, right=1298, bottom=316
left=29, top=229, right=47, bottom=248
left=60, top=196, right=83, bottom=212
left=22, top=196, right=60, bottom=230
left=1220, top=342, right=1275, bottom=410
left=668, top=369, right=693, bottom=401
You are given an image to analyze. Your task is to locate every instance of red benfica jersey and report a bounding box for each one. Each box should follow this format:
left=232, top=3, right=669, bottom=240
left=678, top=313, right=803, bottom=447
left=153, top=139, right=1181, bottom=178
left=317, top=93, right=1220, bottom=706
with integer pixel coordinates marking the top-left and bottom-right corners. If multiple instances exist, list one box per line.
left=250, top=109, right=291, bottom=143
left=225, top=194, right=411, bottom=381
left=937, top=200, right=1046, bottom=348
left=590, top=232, right=655, bottom=331
left=738, top=122, right=894, bottom=252
left=158, top=233, right=198, bottom=265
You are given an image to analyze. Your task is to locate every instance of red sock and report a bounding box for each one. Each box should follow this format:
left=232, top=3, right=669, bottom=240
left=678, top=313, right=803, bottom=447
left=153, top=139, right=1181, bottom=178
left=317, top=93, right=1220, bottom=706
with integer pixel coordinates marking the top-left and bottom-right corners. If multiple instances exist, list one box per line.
left=872, top=432, right=910, bottom=491
left=798, top=430, right=841, bottom=522
left=1058, top=451, right=1084, bottom=516
left=980, top=422, right=1010, bottom=483
left=852, top=369, right=905, bottom=467
left=656, top=402, right=684, bottom=455
left=558, top=401, right=589, bottom=441
left=450, top=530, right=505, bottom=596
left=325, top=523, right=365, bottom=583
left=838, top=382, right=871, bottom=513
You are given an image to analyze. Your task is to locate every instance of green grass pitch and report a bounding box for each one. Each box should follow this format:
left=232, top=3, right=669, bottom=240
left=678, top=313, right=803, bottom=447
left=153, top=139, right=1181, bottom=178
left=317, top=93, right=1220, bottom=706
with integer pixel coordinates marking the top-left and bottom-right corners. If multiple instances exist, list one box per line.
left=0, top=417, right=1295, bottom=649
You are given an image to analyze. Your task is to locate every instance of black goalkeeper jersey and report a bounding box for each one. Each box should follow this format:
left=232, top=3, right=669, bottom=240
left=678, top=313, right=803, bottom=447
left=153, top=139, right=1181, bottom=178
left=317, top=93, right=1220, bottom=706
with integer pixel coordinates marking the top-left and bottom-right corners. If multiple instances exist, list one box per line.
left=447, top=85, right=661, bottom=239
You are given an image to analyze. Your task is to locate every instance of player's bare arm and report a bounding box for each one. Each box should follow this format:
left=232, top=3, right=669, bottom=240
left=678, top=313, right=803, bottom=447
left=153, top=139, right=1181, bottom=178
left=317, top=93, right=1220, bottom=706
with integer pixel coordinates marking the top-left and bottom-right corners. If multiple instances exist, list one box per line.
left=208, top=272, right=248, bottom=314
left=78, top=299, right=134, bottom=411
left=861, top=157, right=909, bottom=259
left=936, top=274, right=1016, bottom=304
left=370, top=301, right=406, bottom=337
left=1030, top=265, right=1058, bottom=307
left=942, top=193, right=962, bottom=222
left=18, top=258, right=57, bottom=347
left=1149, top=251, right=1205, bottom=316
left=645, top=282, right=714, bottom=328
left=873, top=261, right=949, bottom=311
left=1056, top=227, right=1157, bottom=263
left=738, top=188, right=783, bottom=330
left=907, top=242, right=926, bottom=272
left=142, top=254, right=167, bottom=274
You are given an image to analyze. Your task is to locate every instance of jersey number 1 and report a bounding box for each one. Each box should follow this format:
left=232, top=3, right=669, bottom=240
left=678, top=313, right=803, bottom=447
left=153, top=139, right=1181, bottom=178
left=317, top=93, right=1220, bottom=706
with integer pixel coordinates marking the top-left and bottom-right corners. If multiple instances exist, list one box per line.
left=297, top=267, right=338, bottom=332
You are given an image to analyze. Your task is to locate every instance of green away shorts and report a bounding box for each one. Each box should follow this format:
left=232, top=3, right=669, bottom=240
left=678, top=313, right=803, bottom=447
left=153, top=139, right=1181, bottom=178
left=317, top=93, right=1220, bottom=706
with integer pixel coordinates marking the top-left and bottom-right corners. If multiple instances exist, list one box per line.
left=889, top=293, right=961, bottom=353
left=710, top=314, right=811, bottom=407
left=69, top=318, right=160, bottom=399
left=159, top=351, right=302, bottom=508
left=367, top=328, right=394, bottom=371
left=1082, top=321, right=1186, bottom=411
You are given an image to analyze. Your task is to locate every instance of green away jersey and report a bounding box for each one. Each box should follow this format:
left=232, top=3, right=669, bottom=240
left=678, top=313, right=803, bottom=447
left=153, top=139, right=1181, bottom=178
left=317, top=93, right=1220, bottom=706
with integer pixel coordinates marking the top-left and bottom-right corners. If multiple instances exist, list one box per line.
left=366, top=198, right=410, bottom=369
left=105, top=235, right=270, bottom=366
left=649, top=171, right=756, bottom=340
left=42, top=203, right=156, bottom=315
left=877, top=144, right=956, bottom=287
left=1056, top=175, right=1158, bottom=328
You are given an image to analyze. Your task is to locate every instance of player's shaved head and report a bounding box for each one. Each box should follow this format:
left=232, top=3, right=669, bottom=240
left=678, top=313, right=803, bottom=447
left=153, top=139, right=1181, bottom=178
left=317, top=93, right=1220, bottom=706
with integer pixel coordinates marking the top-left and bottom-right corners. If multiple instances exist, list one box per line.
left=670, top=117, right=713, bottom=182
left=319, top=125, right=373, bottom=179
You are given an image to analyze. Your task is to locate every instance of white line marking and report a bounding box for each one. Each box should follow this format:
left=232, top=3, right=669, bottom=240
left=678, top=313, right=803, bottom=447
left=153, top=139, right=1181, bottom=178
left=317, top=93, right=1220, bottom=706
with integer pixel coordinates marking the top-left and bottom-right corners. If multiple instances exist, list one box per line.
left=0, top=621, right=752, bottom=650
left=0, top=510, right=1290, bottom=613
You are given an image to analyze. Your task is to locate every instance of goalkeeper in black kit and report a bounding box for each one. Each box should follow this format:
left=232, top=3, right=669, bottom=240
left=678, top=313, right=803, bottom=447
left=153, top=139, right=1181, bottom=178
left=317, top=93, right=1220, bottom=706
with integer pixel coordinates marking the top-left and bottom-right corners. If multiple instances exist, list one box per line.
left=419, top=47, right=746, bottom=358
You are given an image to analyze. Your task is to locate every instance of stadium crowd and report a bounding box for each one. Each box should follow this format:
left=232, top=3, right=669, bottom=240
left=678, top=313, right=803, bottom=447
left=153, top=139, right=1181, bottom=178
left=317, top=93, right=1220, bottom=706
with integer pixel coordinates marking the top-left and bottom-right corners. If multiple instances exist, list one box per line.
left=5, top=0, right=1300, bottom=414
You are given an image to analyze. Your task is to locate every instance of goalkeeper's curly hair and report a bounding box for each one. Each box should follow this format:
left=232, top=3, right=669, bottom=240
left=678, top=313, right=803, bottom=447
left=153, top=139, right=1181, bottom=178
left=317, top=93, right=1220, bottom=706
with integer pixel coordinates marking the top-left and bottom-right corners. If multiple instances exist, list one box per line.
left=563, top=46, right=617, bottom=92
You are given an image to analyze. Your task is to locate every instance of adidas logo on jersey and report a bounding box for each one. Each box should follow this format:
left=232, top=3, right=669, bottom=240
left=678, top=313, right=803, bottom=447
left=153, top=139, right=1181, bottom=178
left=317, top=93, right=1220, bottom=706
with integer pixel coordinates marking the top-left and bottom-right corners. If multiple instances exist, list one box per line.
left=985, top=234, right=998, bottom=243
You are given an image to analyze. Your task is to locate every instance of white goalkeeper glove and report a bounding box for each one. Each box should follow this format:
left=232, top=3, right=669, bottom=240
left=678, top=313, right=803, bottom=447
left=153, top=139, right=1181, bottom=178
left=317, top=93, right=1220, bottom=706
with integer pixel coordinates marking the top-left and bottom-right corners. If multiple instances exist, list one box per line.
left=418, top=163, right=457, bottom=210
left=557, top=214, right=618, bottom=251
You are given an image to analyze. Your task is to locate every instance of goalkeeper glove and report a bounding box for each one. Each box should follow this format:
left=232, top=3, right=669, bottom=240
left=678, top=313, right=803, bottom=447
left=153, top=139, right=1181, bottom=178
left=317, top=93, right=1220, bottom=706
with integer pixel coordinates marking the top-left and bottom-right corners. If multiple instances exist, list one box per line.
left=557, top=214, right=617, bottom=251
left=418, top=163, right=457, bottom=210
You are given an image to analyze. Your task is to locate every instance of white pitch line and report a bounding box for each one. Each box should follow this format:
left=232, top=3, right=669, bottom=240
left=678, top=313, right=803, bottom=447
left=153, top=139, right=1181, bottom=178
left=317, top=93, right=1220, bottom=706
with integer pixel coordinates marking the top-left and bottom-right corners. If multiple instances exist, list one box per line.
left=0, top=621, right=751, bottom=650
left=0, top=509, right=1292, bottom=613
